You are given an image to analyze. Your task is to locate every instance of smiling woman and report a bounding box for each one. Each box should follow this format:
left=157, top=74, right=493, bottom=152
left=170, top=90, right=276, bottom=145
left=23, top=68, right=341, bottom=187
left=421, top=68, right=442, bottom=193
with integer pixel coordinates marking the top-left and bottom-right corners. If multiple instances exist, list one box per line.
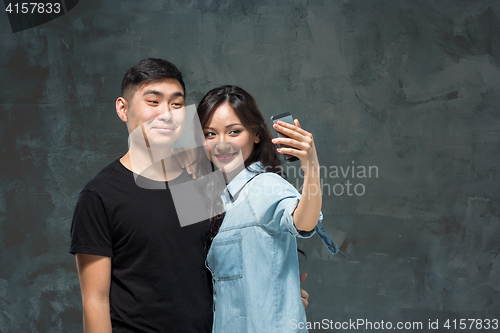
left=203, top=102, right=260, bottom=175
left=194, top=85, right=338, bottom=333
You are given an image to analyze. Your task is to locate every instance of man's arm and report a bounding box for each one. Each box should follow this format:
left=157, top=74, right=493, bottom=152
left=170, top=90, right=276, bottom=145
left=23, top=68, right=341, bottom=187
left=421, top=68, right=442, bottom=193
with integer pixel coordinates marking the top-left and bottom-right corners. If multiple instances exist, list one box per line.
left=76, top=253, right=112, bottom=333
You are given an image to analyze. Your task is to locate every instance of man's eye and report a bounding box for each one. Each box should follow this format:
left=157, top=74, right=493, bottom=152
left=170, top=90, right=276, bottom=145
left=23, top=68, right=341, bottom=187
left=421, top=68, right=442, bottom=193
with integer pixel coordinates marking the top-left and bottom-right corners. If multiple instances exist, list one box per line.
left=148, top=100, right=159, bottom=105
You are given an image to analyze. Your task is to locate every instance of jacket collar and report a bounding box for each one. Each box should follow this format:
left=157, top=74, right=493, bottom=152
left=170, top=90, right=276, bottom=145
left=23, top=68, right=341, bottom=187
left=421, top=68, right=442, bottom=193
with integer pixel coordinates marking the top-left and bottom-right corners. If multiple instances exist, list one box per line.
left=222, top=162, right=264, bottom=204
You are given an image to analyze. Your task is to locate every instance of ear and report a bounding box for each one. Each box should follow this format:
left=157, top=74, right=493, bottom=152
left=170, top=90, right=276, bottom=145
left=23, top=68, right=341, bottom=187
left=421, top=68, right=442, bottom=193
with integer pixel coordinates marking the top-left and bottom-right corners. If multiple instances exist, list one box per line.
left=254, top=133, right=260, bottom=144
left=116, top=97, right=128, bottom=123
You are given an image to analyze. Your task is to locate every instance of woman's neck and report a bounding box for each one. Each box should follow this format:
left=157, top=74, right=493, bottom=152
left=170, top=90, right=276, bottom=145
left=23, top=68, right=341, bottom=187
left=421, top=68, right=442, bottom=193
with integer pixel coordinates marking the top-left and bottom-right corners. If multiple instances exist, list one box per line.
left=222, top=162, right=246, bottom=184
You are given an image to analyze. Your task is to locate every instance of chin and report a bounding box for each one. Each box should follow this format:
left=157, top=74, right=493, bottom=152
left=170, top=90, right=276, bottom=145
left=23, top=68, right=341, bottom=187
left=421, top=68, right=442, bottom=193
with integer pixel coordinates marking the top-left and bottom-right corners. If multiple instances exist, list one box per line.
left=149, top=137, right=173, bottom=144
left=220, top=160, right=245, bottom=173
left=151, top=133, right=182, bottom=144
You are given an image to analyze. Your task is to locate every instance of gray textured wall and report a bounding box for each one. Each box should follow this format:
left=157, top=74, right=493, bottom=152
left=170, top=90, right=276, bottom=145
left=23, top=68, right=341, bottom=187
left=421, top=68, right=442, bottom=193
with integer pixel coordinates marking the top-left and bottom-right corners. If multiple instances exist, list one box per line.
left=1, top=0, right=499, bottom=332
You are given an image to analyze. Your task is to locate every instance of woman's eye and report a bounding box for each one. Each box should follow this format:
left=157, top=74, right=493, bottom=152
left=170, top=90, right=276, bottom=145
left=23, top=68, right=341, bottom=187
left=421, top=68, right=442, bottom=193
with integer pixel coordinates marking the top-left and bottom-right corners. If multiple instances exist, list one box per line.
left=204, top=132, right=215, bottom=138
left=229, top=130, right=241, bottom=135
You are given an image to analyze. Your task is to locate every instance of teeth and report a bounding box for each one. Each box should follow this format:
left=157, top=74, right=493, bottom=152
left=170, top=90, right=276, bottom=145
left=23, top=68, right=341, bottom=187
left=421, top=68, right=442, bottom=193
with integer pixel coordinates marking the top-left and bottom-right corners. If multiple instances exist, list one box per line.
left=217, top=153, right=235, bottom=158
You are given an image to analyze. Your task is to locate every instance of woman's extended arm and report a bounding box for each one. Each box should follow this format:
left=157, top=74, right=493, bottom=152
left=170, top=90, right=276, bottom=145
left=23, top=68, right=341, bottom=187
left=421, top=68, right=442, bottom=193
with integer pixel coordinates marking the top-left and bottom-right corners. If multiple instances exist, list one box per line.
left=272, top=119, right=322, bottom=232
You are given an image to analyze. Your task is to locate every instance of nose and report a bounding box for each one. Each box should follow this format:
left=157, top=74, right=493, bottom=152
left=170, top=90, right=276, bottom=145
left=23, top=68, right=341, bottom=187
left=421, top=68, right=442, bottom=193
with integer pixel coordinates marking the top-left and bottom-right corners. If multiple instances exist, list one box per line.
left=214, top=136, right=230, bottom=152
left=216, top=142, right=230, bottom=151
left=157, top=106, right=173, bottom=122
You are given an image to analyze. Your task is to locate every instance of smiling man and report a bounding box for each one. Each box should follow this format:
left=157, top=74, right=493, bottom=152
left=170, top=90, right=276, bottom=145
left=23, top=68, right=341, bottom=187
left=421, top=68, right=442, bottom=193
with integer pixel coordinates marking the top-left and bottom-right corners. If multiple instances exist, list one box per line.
left=118, top=75, right=187, bottom=183
left=69, top=58, right=213, bottom=332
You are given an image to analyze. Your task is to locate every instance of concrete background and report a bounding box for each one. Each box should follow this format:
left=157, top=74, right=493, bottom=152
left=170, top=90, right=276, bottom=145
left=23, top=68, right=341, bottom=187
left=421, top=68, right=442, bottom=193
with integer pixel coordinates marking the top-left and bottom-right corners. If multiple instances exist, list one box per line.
left=0, top=0, right=499, bottom=332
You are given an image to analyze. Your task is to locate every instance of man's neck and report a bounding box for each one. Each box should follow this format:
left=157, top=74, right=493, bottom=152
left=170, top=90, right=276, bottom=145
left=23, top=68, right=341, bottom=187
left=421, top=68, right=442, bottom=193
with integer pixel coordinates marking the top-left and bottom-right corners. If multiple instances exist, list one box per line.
left=120, top=149, right=184, bottom=181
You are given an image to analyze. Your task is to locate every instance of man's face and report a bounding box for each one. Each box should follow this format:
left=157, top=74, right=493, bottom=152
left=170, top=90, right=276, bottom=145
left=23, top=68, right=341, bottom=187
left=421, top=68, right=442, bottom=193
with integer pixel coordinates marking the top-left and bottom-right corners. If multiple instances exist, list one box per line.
left=125, top=78, right=186, bottom=148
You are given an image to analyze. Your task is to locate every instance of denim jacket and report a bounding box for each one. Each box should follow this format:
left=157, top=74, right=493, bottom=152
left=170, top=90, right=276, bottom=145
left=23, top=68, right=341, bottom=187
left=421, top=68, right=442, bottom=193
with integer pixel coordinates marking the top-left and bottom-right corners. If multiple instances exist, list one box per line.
left=206, top=162, right=338, bottom=333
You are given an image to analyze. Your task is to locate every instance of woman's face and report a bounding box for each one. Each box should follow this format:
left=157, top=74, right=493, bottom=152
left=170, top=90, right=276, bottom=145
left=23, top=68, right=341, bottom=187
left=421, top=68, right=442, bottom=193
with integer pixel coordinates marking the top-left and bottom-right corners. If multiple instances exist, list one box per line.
left=203, top=103, right=260, bottom=173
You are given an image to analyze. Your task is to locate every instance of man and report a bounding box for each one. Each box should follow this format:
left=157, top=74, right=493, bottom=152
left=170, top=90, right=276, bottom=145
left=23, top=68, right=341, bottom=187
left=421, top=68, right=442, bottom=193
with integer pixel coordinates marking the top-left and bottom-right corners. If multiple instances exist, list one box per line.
left=70, top=58, right=309, bottom=332
left=70, top=58, right=213, bottom=332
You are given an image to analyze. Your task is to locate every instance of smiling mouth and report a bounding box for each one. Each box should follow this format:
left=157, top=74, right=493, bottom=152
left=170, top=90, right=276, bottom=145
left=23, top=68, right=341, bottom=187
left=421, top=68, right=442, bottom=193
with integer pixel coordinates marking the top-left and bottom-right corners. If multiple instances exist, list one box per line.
left=214, top=152, right=238, bottom=162
left=152, top=127, right=176, bottom=133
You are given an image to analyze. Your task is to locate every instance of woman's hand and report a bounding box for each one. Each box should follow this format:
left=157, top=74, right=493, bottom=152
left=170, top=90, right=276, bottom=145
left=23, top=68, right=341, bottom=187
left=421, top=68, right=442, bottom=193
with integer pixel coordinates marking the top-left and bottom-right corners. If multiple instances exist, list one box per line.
left=273, top=119, right=322, bottom=232
left=272, top=119, right=319, bottom=175
left=172, top=147, right=199, bottom=179
left=300, top=273, right=309, bottom=308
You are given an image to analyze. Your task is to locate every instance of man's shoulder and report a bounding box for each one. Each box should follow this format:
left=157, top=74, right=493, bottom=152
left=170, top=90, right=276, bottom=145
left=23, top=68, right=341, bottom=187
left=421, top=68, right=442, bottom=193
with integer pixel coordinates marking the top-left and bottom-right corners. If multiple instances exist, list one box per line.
left=81, top=159, right=127, bottom=193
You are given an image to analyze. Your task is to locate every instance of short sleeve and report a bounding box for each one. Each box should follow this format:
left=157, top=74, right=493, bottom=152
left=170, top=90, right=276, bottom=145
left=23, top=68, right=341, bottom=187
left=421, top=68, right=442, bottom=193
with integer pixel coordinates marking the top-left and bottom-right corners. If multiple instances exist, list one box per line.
left=69, top=191, right=113, bottom=257
left=245, top=173, right=321, bottom=237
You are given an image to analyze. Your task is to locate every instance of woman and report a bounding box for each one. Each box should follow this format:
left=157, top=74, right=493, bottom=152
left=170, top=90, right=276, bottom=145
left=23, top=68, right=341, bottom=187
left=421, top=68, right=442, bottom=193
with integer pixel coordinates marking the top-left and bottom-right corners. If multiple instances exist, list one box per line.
left=196, top=85, right=337, bottom=333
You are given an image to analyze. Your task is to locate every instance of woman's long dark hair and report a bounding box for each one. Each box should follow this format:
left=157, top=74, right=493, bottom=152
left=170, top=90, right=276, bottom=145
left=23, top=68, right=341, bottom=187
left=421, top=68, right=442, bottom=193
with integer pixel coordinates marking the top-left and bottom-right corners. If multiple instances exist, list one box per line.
left=195, top=85, right=284, bottom=251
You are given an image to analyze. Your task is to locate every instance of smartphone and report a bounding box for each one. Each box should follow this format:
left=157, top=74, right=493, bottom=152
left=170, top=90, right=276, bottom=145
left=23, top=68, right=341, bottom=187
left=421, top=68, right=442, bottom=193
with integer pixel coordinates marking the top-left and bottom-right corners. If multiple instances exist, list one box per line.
left=270, top=112, right=299, bottom=162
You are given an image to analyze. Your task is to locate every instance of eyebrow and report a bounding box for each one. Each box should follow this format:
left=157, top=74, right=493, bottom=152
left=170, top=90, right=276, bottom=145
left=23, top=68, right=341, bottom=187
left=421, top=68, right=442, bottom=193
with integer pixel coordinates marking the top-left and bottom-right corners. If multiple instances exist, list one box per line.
left=204, top=123, right=242, bottom=130
left=142, top=90, right=185, bottom=98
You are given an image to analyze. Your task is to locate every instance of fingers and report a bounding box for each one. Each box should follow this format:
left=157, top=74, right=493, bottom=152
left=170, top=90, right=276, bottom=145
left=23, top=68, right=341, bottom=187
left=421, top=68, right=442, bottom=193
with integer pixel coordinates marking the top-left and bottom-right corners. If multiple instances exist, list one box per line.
left=173, top=152, right=185, bottom=168
left=171, top=148, right=199, bottom=178
left=294, top=118, right=301, bottom=128
left=300, top=272, right=309, bottom=308
left=273, top=120, right=310, bottom=138
left=272, top=120, right=317, bottom=163
left=273, top=119, right=313, bottom=144
left=183, top=154, right=197, bottom=179
left=271, top=137, right=309, bottom=150
left=188, top=164, right=197, bottom=179
left=276, top=147, right=304, bottom=159
left=300, top=289, right=309, bottom=308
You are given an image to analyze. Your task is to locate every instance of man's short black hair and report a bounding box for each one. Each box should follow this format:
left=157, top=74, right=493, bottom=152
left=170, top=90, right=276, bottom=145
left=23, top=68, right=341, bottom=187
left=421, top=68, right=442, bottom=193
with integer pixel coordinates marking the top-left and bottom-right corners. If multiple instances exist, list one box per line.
left=121, top=58, right=186, bottom=98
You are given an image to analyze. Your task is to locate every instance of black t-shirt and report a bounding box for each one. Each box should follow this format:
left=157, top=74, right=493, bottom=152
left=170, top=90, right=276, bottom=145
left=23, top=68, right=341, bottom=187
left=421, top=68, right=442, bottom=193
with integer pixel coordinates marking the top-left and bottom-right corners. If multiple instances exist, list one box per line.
left=70, top=159, right=212, bottom=332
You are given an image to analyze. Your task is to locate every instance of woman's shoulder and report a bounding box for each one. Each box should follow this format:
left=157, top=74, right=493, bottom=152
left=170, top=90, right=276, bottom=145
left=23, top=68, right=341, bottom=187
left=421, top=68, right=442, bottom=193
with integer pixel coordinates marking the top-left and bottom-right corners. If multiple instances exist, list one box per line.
left=250, top=171, right=287, bottom=185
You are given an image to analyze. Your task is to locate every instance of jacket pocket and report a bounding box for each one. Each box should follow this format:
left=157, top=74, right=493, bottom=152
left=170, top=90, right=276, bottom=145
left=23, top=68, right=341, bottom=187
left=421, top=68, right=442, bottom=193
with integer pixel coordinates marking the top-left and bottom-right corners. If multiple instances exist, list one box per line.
left=211, top=234, right=243, bottom=281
